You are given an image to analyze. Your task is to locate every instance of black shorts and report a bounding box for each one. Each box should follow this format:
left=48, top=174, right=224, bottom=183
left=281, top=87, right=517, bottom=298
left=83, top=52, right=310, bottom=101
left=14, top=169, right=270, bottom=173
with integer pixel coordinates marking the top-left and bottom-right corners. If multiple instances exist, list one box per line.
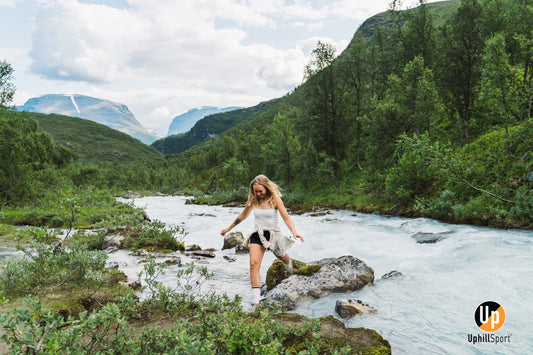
left=249, top=230, right=271, bottom=245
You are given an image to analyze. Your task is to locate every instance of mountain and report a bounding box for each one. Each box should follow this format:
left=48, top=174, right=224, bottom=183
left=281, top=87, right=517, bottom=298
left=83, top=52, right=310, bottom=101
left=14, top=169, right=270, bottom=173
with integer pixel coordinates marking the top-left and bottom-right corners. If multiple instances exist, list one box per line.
left=18, top=94, right=157, bottom=145
left=152, top=101, right=272, bottom=155
left=167, top=106, right=241, bottom=136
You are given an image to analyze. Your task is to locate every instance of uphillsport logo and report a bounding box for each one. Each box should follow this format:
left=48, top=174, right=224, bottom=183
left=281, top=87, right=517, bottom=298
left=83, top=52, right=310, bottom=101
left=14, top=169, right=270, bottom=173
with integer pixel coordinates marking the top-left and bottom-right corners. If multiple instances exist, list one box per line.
left=475, top=301, right=505, bottom=332
left=467, top=301, right=511, bottom=346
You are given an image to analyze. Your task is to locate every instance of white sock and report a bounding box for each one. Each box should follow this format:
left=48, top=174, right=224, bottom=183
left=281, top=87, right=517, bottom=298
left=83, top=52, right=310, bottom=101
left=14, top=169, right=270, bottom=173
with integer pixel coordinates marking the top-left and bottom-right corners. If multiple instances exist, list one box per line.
left=285, top=259, right=293, bottom=272
left=252, top=287, right=261, bottom=304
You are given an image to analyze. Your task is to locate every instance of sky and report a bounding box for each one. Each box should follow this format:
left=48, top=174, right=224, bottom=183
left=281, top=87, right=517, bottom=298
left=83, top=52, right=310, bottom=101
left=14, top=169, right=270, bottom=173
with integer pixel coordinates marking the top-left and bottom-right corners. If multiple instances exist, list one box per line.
left=0, top=0, right=431, bottom=137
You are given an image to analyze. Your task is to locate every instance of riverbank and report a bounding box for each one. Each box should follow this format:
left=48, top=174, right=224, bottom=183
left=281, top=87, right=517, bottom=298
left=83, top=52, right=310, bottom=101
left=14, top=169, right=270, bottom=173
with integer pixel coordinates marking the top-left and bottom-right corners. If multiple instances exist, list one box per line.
left=0, top=216, right=392, bottom=354
left=190, top=193, right=531, bottom=231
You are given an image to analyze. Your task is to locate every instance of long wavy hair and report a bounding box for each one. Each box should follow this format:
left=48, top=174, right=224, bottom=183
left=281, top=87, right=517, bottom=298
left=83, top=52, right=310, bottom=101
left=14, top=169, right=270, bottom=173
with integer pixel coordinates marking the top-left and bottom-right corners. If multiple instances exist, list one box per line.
left=246, top=174, right=281, bottom=208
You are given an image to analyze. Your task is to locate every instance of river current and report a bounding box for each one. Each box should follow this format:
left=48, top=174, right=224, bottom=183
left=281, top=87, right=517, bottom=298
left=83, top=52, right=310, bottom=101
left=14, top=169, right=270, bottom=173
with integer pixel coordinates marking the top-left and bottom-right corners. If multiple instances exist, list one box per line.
left=122, top=195, right=532, bottom=355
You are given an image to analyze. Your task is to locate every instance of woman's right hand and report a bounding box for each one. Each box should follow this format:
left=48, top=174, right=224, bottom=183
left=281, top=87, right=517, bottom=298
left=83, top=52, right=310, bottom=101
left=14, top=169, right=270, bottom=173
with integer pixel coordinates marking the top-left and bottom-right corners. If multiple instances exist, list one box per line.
left=220, top=228, right=229, bottom=236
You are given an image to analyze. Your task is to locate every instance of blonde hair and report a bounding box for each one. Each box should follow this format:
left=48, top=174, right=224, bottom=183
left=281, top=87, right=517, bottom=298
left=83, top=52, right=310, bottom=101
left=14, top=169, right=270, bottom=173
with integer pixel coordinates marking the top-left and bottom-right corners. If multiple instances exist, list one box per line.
left=247, top=174, right=281, bottom=208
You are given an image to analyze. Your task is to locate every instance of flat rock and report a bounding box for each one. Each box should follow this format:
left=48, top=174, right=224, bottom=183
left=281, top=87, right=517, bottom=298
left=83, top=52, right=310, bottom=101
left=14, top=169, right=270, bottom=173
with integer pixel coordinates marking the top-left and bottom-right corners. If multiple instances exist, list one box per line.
left=191, top=250, right=216, bottom=258
left=335, top=299, right=377, bottom=318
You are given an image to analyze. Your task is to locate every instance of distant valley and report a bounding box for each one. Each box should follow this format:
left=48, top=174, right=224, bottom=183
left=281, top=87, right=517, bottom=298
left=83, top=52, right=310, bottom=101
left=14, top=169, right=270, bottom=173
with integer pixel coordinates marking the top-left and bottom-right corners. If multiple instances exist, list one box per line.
left=167, top=106, right=241, bottom=136
left=18, top=95, right=242, bottom=147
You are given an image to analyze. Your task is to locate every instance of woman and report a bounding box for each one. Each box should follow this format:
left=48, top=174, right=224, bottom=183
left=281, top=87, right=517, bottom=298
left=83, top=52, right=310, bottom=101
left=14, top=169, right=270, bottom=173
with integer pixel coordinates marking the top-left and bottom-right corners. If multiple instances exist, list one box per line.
left=220, top=175, right=304, bottom=305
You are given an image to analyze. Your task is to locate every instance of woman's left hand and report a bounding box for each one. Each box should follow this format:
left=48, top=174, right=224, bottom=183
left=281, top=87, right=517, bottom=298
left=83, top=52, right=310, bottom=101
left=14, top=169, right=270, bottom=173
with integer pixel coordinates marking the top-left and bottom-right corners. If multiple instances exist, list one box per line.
left=294, top=233, right=304, bottom=242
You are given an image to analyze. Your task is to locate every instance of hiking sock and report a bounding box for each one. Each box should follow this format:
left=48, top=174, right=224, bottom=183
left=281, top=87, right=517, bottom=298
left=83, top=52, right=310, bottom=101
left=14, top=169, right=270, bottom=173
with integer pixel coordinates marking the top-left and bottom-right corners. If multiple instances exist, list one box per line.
left=285, top=259, right=293, bottom=273
left=252, top=287, right=261, bottom=304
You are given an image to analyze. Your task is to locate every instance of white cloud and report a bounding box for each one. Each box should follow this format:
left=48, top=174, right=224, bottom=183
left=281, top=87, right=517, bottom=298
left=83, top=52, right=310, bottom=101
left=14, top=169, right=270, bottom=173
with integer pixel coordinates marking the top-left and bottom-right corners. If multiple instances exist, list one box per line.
left=84, top=85, right=264, bottom=137
left=0, top=0, right=22, bottom=7
left=29, top=0, right=313, bottom=95
left=31, top=0, right=149, bottom=82
left=17, top=0, right=407, bottom=136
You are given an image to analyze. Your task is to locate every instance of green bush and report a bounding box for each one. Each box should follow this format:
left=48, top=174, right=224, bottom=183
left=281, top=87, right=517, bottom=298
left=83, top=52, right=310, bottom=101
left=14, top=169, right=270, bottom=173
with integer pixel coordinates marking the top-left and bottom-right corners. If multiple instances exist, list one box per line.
left=124, top=220, right=186, bottom=252
left=0, top=229, right=108, bottom=298
left=0, top=254, right=388, bottom=354
left=510, top=186, right=533, bottom=226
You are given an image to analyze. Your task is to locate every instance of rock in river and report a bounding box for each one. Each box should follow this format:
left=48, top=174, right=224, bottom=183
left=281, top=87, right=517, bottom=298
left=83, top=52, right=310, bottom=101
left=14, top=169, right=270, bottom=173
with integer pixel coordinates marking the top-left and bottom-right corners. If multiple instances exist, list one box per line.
left=411, top=231, right=454, bottom=244
left=335, top=299, right=377, bottom=318
left=222, top=231, right=245, bottom=250
left=264, top=255, right=374, bottom=310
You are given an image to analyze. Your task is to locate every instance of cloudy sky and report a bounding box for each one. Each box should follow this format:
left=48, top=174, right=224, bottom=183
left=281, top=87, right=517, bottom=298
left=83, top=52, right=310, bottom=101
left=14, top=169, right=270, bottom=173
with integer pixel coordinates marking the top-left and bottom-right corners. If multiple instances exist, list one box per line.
left=1, top=0, right=429, bottom=137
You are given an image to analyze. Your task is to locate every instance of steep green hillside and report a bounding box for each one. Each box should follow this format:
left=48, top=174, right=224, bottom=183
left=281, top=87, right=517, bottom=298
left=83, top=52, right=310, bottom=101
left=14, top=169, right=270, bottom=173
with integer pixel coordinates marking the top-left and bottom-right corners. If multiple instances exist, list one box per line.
left=34, top=112, right=163, bottom=164
left=151, top=100, right=274, bottom=154
left=351, top=0, right=459, bottom=43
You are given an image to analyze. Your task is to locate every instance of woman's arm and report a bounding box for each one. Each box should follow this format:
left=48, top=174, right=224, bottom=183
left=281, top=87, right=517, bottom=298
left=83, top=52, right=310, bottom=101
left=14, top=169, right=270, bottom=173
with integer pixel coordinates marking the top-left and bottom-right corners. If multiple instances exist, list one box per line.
left=220, top=204, right=253, bottom=236
left=274, top=195, right=304, bottom=242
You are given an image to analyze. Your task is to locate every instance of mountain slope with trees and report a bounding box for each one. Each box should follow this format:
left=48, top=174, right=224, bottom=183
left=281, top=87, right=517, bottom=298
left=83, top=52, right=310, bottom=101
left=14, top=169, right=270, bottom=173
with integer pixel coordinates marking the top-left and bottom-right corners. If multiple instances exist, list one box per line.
left=35, top=112, right=163, bottom=164
left=151, top=100, right=274, bottom=154
left=165, top=0, right=533, bottom=228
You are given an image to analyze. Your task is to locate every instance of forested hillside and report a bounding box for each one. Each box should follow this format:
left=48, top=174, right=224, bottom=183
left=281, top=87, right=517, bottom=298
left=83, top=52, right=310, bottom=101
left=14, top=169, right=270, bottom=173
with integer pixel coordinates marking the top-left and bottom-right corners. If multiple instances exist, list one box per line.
left=151, top=100, right=274, bottom=154
left=36, top=113, right=163, bottom=163
left=165, top=0, right=533, bottom=228
left=0, top=108, right=176, bottom=215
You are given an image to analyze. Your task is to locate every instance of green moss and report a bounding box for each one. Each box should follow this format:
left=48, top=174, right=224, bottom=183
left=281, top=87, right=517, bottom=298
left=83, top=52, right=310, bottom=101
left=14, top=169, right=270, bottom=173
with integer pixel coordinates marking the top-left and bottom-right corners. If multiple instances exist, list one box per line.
left=47, top=296, right=85, bottom=317
left=297, top=264, right=322, bottom=276
left=358, top=346, right=392, bottom=355
left=266, top=259, right=286, bottom=291
left=107, top=270, right=128, bottom=284
left=266, top=259, right=307, bottom=291
left=273, top=313, right=391, bottom=354
left=320, top=314, right=343, bottom=326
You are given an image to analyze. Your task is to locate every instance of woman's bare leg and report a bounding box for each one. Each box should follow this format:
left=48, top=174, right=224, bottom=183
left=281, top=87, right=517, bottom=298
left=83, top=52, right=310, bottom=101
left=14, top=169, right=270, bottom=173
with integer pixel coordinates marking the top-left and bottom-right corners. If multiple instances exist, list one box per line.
left=249, top=243, right=266, bottom=287
left=275, top=252, right=290, bottom=264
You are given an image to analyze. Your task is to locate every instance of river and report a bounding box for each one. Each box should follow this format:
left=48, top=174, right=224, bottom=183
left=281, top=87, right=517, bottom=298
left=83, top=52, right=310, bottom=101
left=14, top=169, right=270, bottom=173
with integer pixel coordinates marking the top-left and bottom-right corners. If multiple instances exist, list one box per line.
left=121, top=195, right=532, bottom=355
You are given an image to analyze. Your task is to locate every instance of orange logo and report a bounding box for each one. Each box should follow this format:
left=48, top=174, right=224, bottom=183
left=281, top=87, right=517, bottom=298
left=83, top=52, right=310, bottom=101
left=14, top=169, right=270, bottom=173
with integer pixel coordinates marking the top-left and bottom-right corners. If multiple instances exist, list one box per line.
left=475, top=301, right=505, bottom=332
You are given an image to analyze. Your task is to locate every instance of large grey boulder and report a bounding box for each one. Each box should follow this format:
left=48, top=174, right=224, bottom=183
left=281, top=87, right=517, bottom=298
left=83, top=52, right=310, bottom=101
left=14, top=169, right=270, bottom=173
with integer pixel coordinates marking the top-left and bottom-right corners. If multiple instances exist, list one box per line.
left=264, top=255, right=374, bottom=310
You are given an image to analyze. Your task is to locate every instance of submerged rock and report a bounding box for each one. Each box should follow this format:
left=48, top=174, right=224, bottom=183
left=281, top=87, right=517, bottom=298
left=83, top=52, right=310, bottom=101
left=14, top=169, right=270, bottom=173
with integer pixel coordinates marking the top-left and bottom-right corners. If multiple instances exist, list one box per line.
left=264, top=255, right=374, bottom=310
left=164, top=257, right=182, bottom=266
left=411, top=231, right=453, bottom=244
left=381, top=270, right=403, bottom=279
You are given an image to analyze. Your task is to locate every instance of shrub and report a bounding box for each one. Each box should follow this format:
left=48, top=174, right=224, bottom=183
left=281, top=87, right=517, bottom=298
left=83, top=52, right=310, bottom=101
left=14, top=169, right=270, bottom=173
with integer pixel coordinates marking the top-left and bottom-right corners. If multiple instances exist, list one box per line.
left=124, top=220, right=186, bottom=252
left=0, top=228, right=109, bottom=298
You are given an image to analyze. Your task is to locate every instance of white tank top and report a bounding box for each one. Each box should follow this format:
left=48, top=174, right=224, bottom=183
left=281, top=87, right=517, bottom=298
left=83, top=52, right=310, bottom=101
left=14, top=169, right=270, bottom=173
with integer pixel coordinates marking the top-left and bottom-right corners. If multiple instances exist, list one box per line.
left=253, top=208, right=278, bottom=228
